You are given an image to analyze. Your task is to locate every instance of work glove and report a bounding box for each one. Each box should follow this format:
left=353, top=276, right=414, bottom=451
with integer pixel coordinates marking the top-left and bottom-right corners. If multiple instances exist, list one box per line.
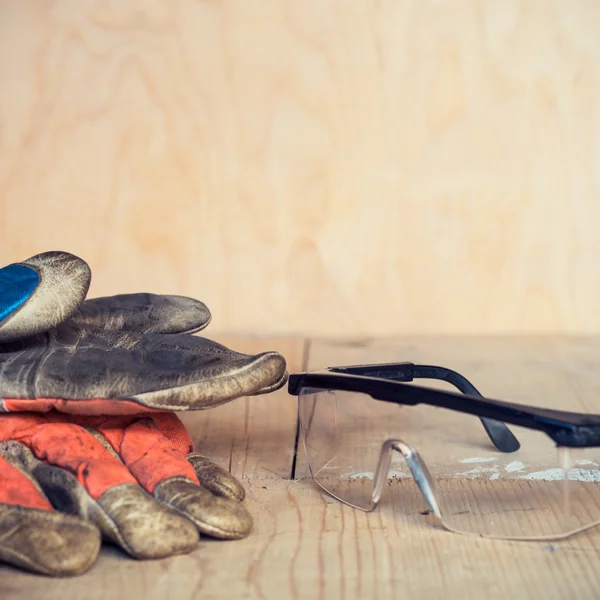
left=0, top=251, right=287, bottom=576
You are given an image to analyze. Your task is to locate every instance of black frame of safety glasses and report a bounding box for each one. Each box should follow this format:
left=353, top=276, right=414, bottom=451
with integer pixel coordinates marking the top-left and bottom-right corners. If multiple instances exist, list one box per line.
left=288, top=363, right=600, bottom=449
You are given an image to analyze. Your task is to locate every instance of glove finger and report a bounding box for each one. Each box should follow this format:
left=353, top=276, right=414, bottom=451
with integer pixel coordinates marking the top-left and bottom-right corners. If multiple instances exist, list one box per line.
left=254, top=368, right=289, bottom=396
left=91, top=414, right=253, bottom=539
left=3, top=415, right=199, bottom=560
left=154, top=477, right=252, bottom=540
left=129, top=341, right=288, bottom=410
left=1, top=367, right=289, bottom=415
left=70, top=293, right=211, bottom=335
left=0, top=251, right=90, bottom=342
left=133, top=332, right=287, bottom=403
left=187, top=453, right=246, bottom=501
left=4, top=329, right=287, bottom=412
left=0, top=446, right=100, bottom=576
left=125, top=412, right=246, bottom=500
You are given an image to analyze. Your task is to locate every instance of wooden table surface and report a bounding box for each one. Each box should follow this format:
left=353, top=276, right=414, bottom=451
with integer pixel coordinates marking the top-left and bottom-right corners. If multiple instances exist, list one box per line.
left=2, top=335, right=600, bottom=600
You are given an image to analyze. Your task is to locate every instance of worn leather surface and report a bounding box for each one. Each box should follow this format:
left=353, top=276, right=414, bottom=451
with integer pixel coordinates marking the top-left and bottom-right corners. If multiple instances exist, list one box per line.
left=0, top=321, right=286, bottom=409
left=187, top=453, right=246, bottom=500
left=0, top=252, right=91, bottom=343
left=0, top=251, right=288, bottom=576
left=0, top=503, right=101, bottom=576
left=0, top=431, right=250, bottom=575
left=0, top=252, right=287, bottom=411
left=70, top=292, right=212, bottom=335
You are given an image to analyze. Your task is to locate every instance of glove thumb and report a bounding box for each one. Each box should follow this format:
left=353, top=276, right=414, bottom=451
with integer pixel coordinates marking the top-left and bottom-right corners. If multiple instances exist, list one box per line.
left=0, top=251, right=91, bottom=342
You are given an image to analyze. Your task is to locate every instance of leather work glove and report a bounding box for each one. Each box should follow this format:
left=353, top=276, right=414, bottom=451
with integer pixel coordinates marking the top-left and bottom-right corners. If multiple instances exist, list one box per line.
left=0, top=251, right=287, bottom=576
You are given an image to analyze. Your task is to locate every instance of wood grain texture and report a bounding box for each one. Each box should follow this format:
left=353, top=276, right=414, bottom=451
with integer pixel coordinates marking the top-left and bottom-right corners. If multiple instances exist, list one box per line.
left=3, top=336, right=600, bottom=599
left=2, top=479, right=599, bottom=600
left=1, top=0, right=600, bottom=336
left=306, top=335, right=600, bottom=410
left=300, top=336, right=600, bottom=542
left=179, top=335, right=306, bottom=480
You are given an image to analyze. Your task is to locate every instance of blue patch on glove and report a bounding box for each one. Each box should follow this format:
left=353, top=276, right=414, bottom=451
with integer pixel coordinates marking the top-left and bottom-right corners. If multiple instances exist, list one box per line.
left=0, top=264, right=40, bottom=322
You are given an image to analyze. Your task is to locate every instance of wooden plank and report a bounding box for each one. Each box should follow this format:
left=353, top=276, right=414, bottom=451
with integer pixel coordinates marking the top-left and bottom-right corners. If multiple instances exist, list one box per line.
left=3, top=1, right=600, bottom=338
left=305, top=335, right=600, bottom=410
left=294, top=336, right=600, bottom=586
left=179, top=335, right=306, bottom=479
left=3, top=336, right=600, bottom=599
left=300, top=335, right=600, bottom=482
left=2, top=479, right=599, bottom=600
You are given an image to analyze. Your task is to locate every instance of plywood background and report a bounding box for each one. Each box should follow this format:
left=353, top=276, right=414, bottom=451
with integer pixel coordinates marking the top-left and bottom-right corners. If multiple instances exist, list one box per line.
left=1, top=0, right=600, bottom=337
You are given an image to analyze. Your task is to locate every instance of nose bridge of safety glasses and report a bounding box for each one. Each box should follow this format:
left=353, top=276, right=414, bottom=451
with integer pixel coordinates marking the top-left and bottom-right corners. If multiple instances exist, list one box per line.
left=372, top=438, right=442, bottom=519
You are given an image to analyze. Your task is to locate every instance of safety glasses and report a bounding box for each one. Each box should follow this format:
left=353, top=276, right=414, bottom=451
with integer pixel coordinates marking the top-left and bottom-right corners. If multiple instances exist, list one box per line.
left=288, top=363, right=600, bottom=541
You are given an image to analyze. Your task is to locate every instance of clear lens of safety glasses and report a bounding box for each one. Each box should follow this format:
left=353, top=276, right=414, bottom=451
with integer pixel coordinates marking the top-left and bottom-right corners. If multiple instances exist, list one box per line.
left=297, top=387, right=600, bottom=540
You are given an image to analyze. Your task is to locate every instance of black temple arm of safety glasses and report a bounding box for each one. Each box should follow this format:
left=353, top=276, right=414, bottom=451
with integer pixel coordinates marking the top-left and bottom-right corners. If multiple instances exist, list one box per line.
left=288, top=365, right=600, bottom=448
left=325, top=363, right=521, bottom=452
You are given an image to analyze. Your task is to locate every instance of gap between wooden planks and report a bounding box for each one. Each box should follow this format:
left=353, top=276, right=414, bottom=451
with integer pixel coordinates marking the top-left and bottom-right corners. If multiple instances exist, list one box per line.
left=179, top=335, right=308, bottom=481
left=2, top=335, right=600, bottom=600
